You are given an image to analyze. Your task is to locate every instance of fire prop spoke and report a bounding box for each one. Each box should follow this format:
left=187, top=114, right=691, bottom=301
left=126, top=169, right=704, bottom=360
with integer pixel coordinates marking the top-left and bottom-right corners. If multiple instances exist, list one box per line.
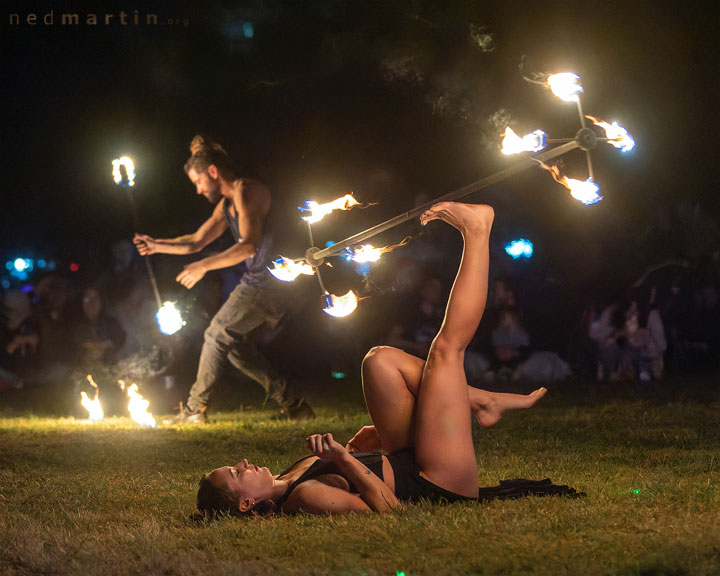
left=270, top=69, right=633, bottom=317
left=299, top=194, right=362, bottom=224
left=502, top=128, right=547, bottom=155
left=323, top=290, right=358, bottom=318
left=546, top=72, right=584, bottom=102
left=342, top=238, right=411, bottom=263
left=536, top=160, right=603, bottom=206
left=586, top=115, right=635, bottom=152
left=268, top=256, right=316, bottom=282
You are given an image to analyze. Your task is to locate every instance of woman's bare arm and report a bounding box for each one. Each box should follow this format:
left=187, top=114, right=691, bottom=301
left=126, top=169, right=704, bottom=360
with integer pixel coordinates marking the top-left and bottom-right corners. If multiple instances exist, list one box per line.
left=306, top=433, right=399, bottom=513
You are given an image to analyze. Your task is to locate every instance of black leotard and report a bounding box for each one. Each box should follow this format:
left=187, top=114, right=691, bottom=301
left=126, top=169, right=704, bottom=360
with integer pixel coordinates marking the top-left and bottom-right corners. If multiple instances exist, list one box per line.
left=275, top=449, right=472, bottom=511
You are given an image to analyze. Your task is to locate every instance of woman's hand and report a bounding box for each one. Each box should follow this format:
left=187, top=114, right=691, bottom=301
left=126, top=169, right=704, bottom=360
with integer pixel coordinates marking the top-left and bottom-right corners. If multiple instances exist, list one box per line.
left=307, top=433, right=348, bottom=462
left=345, top=425, right=382, bottom=453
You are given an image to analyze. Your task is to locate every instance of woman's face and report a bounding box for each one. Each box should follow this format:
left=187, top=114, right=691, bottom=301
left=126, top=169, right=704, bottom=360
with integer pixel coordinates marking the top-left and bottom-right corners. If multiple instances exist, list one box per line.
left=208, top=459, right=274, bottom=505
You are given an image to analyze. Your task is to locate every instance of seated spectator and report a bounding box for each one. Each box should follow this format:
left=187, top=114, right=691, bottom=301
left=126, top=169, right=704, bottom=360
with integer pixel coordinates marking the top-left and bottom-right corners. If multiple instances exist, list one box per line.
left=74, top=286, right=126, bottom=369
left=486, top=306, right=571, bottom=383
left=34, top=273, right=76, bottom=385
left=491, top=307, right=530, bottom=368
left=589, top=290, right=667, bottom=381
left=1, top=290, right=39, bottom=390
left=385, top=275, right=489, bottom=382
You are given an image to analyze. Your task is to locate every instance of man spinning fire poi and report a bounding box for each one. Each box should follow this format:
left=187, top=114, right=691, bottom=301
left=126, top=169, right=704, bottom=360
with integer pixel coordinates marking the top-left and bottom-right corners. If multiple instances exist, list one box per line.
left=133, top=135, right=314, bottom=423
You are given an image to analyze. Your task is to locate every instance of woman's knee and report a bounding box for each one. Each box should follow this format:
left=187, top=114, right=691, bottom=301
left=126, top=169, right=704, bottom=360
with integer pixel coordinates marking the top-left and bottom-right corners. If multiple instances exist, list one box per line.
left=362, top=346, right=400, bottom=376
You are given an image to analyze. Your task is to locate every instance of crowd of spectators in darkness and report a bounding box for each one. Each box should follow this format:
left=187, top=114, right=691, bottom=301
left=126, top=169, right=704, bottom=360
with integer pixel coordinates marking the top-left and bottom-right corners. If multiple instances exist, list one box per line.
left=377, top=212, right=720, bottom=387
left=3, top=236, right=720, bottom=398
left=0, top=241, right=175, bottom=401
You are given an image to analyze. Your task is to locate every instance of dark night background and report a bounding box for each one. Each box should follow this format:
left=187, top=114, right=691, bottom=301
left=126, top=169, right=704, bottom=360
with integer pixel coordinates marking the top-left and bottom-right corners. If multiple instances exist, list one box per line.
left=2, top=1, right=719, bottom=371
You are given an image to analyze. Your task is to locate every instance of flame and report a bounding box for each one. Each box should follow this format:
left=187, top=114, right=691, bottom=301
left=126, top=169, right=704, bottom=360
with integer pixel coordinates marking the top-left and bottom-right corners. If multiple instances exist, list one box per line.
left=156, top=301, right=185, bottom=335
left=536, top=161, right=603, bottom=205
left=344, top=237, right=411, bottom=263
left=268, top=256, right=316, bottom=282
left=80, top=375, right=104, bottom=421
left=323, top=290, right=358, bottom=318
left=120, top=380, right=157, bottom=428
left=112, top=156, right=136, bottom=187
left=300, top=194, right=361, bottom=224
left=547, top=73, right=583, bottom=102
left=501, top=127, right=547, bottom=155
left=586, top=115, right=635, bottom=152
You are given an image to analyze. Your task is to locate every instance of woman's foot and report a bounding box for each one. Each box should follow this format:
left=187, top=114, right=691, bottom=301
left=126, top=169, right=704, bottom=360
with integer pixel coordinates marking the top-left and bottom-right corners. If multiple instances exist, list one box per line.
left=472, top=387, right=547, bottom=429
left=420, top=202, right=494, bottom=237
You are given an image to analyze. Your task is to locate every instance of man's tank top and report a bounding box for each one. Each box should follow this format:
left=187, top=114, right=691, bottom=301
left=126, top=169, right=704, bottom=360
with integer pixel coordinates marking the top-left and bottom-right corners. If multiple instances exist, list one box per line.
left=222, top=191, right=275, bottom=287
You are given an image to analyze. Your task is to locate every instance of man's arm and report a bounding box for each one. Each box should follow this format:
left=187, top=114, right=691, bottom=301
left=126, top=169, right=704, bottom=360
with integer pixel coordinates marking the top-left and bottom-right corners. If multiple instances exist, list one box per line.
left=133, top=201, right=228, bottom=256
left=175, top=181, right=268, bottom=289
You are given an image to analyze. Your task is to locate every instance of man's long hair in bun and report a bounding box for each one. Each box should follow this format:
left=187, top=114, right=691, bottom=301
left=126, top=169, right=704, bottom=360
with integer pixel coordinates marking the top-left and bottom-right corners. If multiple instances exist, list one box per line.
left=184, top=134, right=237, bottom=179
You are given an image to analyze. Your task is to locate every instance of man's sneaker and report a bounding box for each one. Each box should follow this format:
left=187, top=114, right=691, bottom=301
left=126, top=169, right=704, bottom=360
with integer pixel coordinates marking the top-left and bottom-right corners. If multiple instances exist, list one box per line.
left=172, top=402, right=208, bottom=425
left=284, top=397, right=315, bottom=421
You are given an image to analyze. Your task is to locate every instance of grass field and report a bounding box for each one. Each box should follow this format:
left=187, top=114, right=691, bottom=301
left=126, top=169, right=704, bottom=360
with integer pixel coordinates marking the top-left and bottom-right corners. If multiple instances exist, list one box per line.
left=2, top=376, right=720, bottom=575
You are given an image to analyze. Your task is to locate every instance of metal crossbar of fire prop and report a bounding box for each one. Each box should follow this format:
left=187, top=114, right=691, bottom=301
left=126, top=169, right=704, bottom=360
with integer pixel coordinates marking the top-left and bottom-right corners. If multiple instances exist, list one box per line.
left=269, top=72, right=635, bottom=318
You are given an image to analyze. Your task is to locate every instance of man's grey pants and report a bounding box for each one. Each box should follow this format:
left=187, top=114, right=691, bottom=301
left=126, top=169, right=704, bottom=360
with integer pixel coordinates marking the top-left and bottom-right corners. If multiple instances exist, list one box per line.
left=186, top=282, right=287, bottom=412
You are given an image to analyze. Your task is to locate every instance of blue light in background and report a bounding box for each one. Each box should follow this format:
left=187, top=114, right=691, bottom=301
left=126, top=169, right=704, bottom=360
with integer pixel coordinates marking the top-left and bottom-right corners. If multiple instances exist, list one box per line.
left=354, top=262, right=370, bottom=276
left=505, top=239, right=534, bottom=259
left=222, top=21, right=254, bottom=40
left=14, top=258, right=32, bottom=272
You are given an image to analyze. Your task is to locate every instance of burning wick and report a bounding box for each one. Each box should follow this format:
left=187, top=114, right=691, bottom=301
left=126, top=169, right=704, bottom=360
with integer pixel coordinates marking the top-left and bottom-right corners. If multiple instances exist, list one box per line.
left=536, top=160, right=603, bottom=205
left=119, top=380, right=157, bottom=428
left=501, top=127, right=547, bottom=155
left=268, top=256, right=316, bottom=282
left=111, top=156, right=136, bottom=187
left=299, top=194, right=361, bottom=224
left=156, top=301, right=185, bottom=335
left=585, top=115, right=635, bottom=152
left=80, top=375, right=104, bottom=422
left=342, top=237, right=411, bottom=263
left=323, top=290, right=358, bottom=318
left=547, top=73, right=583, bottom=102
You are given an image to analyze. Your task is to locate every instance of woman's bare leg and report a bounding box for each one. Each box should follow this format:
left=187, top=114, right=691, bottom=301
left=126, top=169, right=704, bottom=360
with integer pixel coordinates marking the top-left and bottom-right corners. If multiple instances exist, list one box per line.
left=412, top=202, right=496, bottom=497
left=361, top=345, right=546, bottom=453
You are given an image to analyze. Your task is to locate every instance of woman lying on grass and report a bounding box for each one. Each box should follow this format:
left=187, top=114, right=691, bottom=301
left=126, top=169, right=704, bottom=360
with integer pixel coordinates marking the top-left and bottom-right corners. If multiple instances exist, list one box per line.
left=197, top=202, right=548, bottom=516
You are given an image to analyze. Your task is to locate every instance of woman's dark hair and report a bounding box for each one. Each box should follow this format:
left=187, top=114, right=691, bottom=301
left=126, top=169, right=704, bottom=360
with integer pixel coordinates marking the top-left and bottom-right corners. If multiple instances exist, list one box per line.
left=184, top=134, right=237, bottom=179
left=196, top=474, right=239, bottom=516
left=196, top=475, right=277, bottom=518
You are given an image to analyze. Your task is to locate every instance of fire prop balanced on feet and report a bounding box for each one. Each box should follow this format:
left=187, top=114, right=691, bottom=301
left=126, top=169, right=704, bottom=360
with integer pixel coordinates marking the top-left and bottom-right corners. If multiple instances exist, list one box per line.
left=196, top=203, right=582, bottom=517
